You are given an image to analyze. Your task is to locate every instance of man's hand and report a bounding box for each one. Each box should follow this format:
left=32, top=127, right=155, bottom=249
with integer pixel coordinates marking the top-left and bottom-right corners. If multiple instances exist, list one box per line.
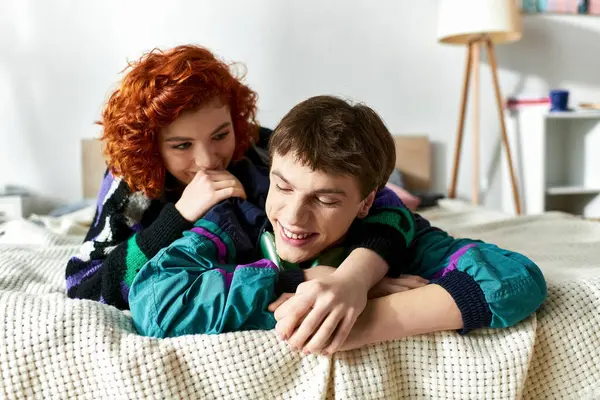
left=340, top=284, right=463, bottom=352
left=368, top=275, right=429, bottom=299
left=267, top=265, right=335, bottom=316
left=271, top=273, right=368, bottom=356
left=268, top=293, right=294, bottom=313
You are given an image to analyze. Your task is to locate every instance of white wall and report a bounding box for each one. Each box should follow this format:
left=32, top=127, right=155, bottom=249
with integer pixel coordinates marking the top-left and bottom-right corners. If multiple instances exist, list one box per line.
left=1, top=0, right=600, bottom=212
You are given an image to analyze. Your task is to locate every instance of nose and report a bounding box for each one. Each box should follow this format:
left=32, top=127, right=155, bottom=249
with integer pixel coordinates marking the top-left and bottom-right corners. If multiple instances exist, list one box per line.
left=194, top=144, right=221, bottom=170
left=283, top=195, right=309, bottom=226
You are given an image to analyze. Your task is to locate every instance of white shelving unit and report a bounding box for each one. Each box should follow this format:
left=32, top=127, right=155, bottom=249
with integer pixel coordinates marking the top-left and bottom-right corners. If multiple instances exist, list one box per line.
left=0, top=195, right=31, bottom=221
left=502, top=108, right=600, bottom=217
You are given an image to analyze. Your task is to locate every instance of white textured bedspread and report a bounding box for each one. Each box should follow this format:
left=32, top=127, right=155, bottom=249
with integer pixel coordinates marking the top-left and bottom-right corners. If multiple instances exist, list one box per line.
left=1, top=200, right=599, bottom=399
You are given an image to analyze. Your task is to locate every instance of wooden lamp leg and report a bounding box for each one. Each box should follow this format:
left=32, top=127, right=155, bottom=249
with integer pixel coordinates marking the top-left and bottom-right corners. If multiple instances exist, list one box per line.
left=472, top=40, right=481, bottom=205
left=486, top=39, right=522, bottom=215
left=449, top=42, right=474, bottom=199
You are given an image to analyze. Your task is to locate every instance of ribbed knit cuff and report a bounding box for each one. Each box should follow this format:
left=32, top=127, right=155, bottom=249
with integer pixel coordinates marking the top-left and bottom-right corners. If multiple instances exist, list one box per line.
left=430, top=270, right=492, bottom=335
left=276, top=270, right=305, bottom=295
left=136, top=203, right=194, bottom=258
left=346, top=223, right=408, bottom=277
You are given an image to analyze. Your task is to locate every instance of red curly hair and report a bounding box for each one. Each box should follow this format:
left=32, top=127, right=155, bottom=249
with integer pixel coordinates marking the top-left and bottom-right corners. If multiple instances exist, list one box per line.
left=100, top=45, right=259, bottom=199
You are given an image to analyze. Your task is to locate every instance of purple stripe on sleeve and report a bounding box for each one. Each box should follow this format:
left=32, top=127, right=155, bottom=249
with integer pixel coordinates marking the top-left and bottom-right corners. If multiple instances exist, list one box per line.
left=373, top=187, right=406, bottom=208
left=432, top=243, right=478, bottom=279
left=215, top=268, right=234, bottom=291
left=95, top=172, right=115, bottom=226
left=236, top=259, right=279, bottom=272
left=66, top=259, right=102, bottom=291
left=190, top=227, right=227, bottom=263
left=131, top=223, right=143, bottom=233
left=121, top=281, right=130, bottom=303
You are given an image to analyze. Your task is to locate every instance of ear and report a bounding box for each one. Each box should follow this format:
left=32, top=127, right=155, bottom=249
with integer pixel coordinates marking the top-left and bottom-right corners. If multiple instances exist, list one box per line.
left=357, top=189, right=377, bottom=219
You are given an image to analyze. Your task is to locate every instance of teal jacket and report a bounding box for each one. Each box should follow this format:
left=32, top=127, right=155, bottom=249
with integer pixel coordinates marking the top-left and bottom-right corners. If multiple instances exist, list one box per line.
left=407, top=213, right=547, bottom=333
left=129, top=162, right=547, bottom=338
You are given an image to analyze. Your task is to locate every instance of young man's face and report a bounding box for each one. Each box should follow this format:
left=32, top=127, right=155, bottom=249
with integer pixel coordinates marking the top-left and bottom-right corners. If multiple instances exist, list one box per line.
left=266, top=152, right=374, bottom=264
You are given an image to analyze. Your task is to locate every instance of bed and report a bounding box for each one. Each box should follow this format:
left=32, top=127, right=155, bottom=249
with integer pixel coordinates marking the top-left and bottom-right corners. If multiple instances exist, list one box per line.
left=1, top=136, right=599, bottom=399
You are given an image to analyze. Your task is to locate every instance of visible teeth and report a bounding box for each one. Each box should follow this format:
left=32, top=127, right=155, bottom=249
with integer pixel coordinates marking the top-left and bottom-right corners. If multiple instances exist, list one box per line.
left=282, top=225, right=311, bottom=240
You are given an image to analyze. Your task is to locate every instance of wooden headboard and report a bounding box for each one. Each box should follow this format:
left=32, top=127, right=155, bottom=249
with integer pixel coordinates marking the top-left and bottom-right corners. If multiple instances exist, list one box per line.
left=82, top=139, right=107, bottom=199
left=392, top=135, right=431, bottom=192
left=81, top=135, right=431, bottom=198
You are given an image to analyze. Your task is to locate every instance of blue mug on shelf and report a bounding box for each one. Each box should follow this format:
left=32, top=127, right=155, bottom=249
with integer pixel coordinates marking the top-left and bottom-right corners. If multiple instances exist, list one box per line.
left=550, top=90, right=569, bottom=112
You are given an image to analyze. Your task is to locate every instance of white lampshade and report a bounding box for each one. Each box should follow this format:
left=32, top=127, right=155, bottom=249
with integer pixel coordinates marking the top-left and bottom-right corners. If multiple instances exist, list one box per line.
left=437, top=0, right=522, bottom=45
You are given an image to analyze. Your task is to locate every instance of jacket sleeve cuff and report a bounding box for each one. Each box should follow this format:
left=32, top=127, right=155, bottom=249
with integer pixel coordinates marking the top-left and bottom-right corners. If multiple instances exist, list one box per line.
left=276, top=270, right=305, bottom=295
left=135, top=203, right=194, bottom=258
left=429, top=270, right=493, bottom=335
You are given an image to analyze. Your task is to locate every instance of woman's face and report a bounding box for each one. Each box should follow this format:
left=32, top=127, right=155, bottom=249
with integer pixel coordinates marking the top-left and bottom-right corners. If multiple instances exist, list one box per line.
left=159, top=99, right=236, bottom=185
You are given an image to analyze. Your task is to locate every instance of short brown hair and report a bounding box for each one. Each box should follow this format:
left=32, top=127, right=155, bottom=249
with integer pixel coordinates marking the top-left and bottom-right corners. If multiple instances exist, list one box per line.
left=269, top=95, right=396, bottom=198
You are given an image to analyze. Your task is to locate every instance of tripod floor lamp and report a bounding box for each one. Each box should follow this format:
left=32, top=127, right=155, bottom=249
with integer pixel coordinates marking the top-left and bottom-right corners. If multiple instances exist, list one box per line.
left=437, top=0, right=523, bottom=214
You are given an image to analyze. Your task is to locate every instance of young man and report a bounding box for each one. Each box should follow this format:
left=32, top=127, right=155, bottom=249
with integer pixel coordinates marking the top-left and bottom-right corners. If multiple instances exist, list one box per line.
left=130, top=95, right=546, bottom=356
left=268, top=97, right=546, bottom=352
left=128, top=95, right=416, bottom=354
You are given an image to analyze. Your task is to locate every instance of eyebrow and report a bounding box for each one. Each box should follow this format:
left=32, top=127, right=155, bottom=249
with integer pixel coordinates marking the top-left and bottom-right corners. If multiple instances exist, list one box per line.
left=164, top=122, right=231, bottom=142
left=271, top=170, right=347, bottom=196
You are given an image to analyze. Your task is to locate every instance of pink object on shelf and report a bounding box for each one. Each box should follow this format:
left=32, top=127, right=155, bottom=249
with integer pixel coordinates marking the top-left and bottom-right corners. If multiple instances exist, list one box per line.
left=505, top=97, right=550, bottom=109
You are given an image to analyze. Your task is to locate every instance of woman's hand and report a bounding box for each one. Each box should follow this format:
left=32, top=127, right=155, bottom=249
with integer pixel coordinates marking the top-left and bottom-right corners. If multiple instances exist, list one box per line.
left=175, top=170, right=247, bottom=222
left=303, top=265, right=336, bottom=280
left=367, top=275, right=429, bottom=299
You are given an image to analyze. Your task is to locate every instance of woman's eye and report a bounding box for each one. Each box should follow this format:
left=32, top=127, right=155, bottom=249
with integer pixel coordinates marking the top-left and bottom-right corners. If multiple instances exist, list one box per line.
left=213, top=131, right=229, bottom=141
left=171, top=142, right=192, bottom=150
